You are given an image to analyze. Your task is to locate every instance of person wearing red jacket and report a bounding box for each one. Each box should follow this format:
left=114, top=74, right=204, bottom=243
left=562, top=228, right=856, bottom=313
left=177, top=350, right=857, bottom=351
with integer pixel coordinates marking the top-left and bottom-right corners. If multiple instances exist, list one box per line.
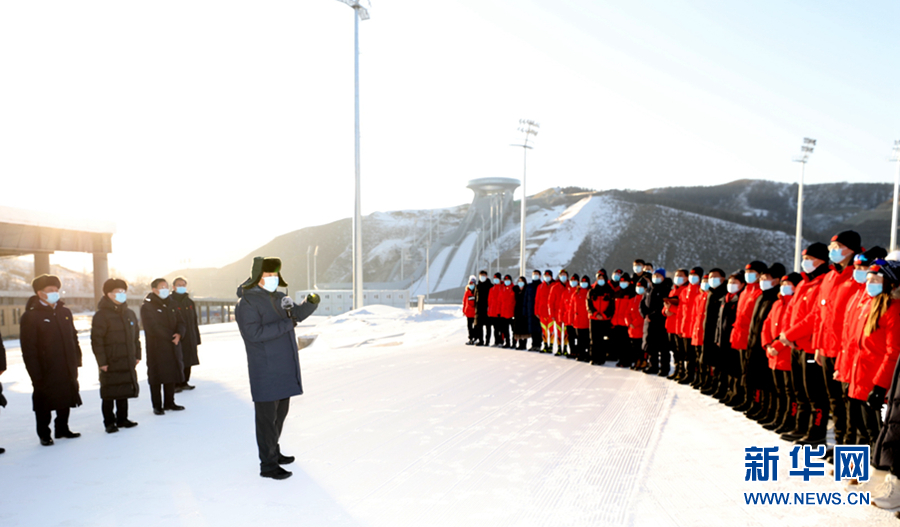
left=835, top=247, right=886, bottom=447
left=626, top=277, right=648, bottom=369
left=463, top=276, right=478, bottom=345
left=802, top=230, right=861, bottom=456
left=761, top=273, right=802, bottom=433
left=535, top=270, right=554, bottom=353
left=729, top=260, right=768, bottom=412
left=548, top=270, right=569, bottom=356
left=487, top=273, right=503, bottom=347
left=676, top=267, right=703, bottom=384
left=663, top=269, right=688, bottom=381
left=571, top=276, right=592, bottom=362
left=497, top=275, right=516, bottom=348
left=779, top=243, right=831, bottom=445
left=612, top=273, right=635, bottom=367
left=689, top=274, right=709, bottom=389
left=588, top=270, right=615, bottom=365
left=561, top=274, right=580, bottom=358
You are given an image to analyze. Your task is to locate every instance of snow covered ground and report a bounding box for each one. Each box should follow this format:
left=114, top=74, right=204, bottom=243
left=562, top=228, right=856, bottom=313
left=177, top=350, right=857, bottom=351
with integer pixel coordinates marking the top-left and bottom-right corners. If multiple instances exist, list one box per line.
left=1, top=306, right=898, bottom=526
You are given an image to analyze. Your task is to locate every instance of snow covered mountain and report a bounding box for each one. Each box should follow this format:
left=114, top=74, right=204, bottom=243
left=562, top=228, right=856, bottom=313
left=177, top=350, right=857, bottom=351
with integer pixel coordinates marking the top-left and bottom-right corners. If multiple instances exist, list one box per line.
left=167, top=180, right=894, bottom=300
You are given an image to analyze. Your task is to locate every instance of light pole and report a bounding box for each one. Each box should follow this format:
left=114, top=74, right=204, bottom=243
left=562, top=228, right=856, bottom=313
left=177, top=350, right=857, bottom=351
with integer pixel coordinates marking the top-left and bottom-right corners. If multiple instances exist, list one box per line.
left=890, top=140, right=900, bottom=251
left=335, top=0, right=369, bottom=309
left=792, top=137, right=816, bottom=272
left=512, top=119, right=539, bottom=278
left=307, top=246, right=313, bottom=289
left=313, top=246, right=319, bottom=289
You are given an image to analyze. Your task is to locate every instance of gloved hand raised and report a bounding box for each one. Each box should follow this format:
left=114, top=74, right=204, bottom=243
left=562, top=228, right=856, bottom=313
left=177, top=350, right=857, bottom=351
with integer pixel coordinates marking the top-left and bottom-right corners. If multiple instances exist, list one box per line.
left=280, top=295, right=319, bottom=324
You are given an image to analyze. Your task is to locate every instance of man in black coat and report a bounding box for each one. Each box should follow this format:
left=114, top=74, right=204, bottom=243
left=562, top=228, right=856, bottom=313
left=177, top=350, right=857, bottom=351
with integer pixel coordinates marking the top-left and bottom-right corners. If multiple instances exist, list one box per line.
left=236, top=257, right=318, bottom=481
left=91, top=278, right=141, bottom=433
left=699, top=268, right=727, bottom=395
left=20, top=275, right=83, bottom=445
left=524, top=270, right=542, bottom=351
left=744, top=263, right=786, bottom=422
left=170, top=277, right=201, bottom=392
left=0, top=328, right=7, bottom=454
left=640, top=269, right=672, bottom=376
left=473, top=270, right=492, bottom=346
left=141, top=278, right=186, bottom=415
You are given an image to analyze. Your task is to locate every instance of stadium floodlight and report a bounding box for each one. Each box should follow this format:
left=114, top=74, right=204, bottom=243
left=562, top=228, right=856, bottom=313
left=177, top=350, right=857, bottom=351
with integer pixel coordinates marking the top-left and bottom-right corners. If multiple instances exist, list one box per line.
left=890, top=140, right=900, bottom=251
left=792, top=138, right=816, bottom=272
left=334, top=0, right=371, bottom=309
left=511, top=119, right=539, bottom=277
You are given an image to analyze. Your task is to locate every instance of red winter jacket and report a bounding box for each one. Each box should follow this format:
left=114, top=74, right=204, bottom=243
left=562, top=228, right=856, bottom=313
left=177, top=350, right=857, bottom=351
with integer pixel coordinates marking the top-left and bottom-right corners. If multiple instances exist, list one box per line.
left=499, top=284, right=515, bottom=319
left=462, top=287, right=476, bottom=318
left=690, top=290, right=708, bottom=347
left=548, top=281, right=566, bottom=322
left=763, top=295, right=794, bottom=371
left=571, top=287, right=590, bottom=329
left=535, top=281, right=552, bottom=320
left=848, top=299, right=900, bottom=401
left=836, top=287, right=866, bottom=383
left=562, top=285, right=579, bottom=326
left=488, top=284, right=502, bottom=318
left=813, top=265, right=857, bottom=358
left=678, top=283, right=700, bottom=338
left=782, top=268, right=829, bottom=353
left=663, top=285, right=683, bottom=334
left=625, top=294, right=645, bottom=339
left=730, top=282, right=761, bottom=351
left=612, top=295, right=631, bottom=327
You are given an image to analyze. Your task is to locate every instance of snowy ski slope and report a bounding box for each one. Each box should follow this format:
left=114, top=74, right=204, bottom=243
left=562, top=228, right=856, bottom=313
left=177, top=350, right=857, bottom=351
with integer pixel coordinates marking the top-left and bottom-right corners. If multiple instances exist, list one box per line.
left=0, top=306, right=896, bottom=526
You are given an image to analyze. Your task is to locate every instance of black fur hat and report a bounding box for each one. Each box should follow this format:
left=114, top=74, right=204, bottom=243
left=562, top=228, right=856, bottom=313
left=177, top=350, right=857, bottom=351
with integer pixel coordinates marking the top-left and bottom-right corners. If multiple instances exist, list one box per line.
left=241, top=256, right=288, bottom=290
left=32, top=274, right=61, bottom=292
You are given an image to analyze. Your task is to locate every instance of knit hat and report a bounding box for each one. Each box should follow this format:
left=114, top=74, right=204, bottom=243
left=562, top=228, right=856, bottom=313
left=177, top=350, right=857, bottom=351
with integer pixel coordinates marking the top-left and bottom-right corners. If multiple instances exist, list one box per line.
left=240, top=256, right=288, bottom=290
left=103, top=278, right=128, bottom=294
left=468, top=275, right=477, bottom=284
left=782, top=272, right=803, bottom=286
left=803, top=242, right=829, bottom=262
left=690, top=266, right=704, bottom=276
left=869, top=260, right=900, bottom=287
left=619, top=272, right=631, bottom=282
left=654, top=268, right=666, bottom=278
left=745, top=261, right=768, bottom=275
left=32, top=274, right=61, bottom=292
left=831, top=230, right=862, bottom=254
left=767, top=263, right=786, bottom=279
left=854, top=246, right=888, bottom=266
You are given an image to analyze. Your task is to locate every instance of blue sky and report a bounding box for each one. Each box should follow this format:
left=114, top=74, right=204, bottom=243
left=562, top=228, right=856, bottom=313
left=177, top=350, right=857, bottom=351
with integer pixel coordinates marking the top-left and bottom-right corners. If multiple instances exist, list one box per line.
left=1, top=0, right=898, bottom=277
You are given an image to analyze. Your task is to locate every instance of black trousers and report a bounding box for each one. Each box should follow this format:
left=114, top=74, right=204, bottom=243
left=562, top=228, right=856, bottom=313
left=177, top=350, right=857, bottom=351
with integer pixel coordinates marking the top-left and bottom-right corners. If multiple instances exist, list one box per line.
left=789, top=349, right=810, bottom=432
left=671, top=333, right=685, bottom=363
left=590, top=320, right=610, bottom=363
left=255, top=398, right=290, bottom=472
left=630, top=337, right=643, bottom=366
left=801, top=351, right=829, bottom=438
left=150, top=383, right=175, bottom=410
left=102, top=399, right=129, bottom=427
left=481, top=318, right=493, bottom=344
left=530, top=316, right=542, bottom=348
left=35, top=406, right=71, bottom=440
left=574, top=327, right=590, bottom=360
left=183, top=366, right=192, bottom=384
left=466, top=317, right=477, bottom=340
left=494, top=318, right=511, bottom=345
left=848, top=397, right=881, bottom=451
left=820, top=356, right=847, bottom=444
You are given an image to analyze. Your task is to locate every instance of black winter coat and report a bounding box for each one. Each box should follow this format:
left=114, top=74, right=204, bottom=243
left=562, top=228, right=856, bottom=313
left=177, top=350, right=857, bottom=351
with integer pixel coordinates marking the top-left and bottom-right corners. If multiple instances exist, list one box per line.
left=524, top=279, right=540, bottom=334
left=0, top=331, right=5, bottom=408
left=700, top=283, right=727, bottom=366
left=235, top=285, right=306, bottom=403
left=745, top=287, right=779, bottom=390
left=641, top=278, right=672, bottom=352
left=715, top=292, right=742, bottom=376
left=170, top=292, right=201, bottom=368
left=513, top=286, right=530, bottom=337
left=474, top=280, right=492, bottom=326
left=91, top=296, right=141, bottom=400
left=140, top=294, right=186, bottom=385
left=20, top=297, right=82, bottom=412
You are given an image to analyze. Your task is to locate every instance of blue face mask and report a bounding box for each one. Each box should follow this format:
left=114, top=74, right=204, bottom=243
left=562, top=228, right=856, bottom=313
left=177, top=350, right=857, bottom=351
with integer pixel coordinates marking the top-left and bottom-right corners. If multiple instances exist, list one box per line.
left=829, top=248, right=846, bottom=264
left=532, top=274, right=541, bottom=282
left=611, top=273, right=621, bottom=282
left=635, top=286, right=646, bottom=295
left=867, top=283, right=884, bottom=298
left=619, top=281, right=629, bottom=289
left=780, top=284, right=793, bottom=296
left=597, top=279, right=606, bottom=286
left=673, top=276, right=685, bottom=286
left=801, top=259, right=815, bottom=274
left=689, top=275, right=700, bottom=285
left=504, top=280, right=511, bottom=286
left=652, top=276, right=662, bottom=285
left=468, top=283, right=475, bottom=290
left=559, top=274, right=568, bottom=282
left=745, top=272, right=758, bottom=284
left=853, top=269, right=868, bottom=284
left=580, top=282, right=589, bottom=289
left=517, top=281, right=525, bottom=288
left=45, top=292, right=60, bottom=304
left=115, top=292, right=127, bottom=304
left=175, top=286, right=187, bottom=295
left=569, top=280, right=578, bottom=287
left=262, top=276, right=279, bottom=292
left=709, top=277, right=722, bottom=288
left=492, top=278, right=500, bottom=285
left=543, top=275, right=551, bottom=282
left=157, top=288, right=170, bottom=300
left=700, top=282, right=710, bottom=292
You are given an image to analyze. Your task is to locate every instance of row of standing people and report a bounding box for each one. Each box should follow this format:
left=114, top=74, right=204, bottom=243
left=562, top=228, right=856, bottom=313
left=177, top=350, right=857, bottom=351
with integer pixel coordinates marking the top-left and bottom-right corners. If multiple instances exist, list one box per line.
left=460, top=230, right=900, bottom=509
left=0, top=274, right=202, bottom=449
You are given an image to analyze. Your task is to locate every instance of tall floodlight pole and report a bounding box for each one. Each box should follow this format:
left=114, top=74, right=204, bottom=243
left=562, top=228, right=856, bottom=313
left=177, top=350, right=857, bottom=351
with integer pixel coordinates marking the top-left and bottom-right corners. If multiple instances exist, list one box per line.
left=307, top=246, right=313, bottom=289
left=890, top=140, right=900, bottom=251
left=313, top=245, right=319, bottom=289
left=511, top=119, right=539, bottom=277
left=792, top=137, right=816, bottom=272
left=335, top=0, right=370, bottom=309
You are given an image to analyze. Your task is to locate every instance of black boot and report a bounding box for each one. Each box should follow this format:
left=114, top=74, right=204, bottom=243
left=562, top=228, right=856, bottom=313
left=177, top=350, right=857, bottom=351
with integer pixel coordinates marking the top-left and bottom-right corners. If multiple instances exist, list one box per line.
left=772, top=401, right=798, bottom=434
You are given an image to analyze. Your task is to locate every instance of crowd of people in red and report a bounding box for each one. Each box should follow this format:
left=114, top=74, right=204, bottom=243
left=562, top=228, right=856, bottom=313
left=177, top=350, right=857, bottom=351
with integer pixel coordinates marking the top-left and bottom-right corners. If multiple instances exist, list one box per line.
left=462, top=229, right=900, bottom=508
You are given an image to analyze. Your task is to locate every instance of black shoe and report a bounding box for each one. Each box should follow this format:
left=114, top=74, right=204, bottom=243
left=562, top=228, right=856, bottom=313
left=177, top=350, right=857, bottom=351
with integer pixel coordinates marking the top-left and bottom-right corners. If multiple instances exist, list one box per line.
left=55, top=430, right=81, bottom=439
left=794, top=435, right=826, bottom=447
left=657, top=370, right=670, bottom=377
left=182, top=384, right=195, bottom=391
left=40, top=437, right=54, bottom=446
left=780, top=430, right=806, bottom=442
left=465, top=339, right=475, bottom=346
left=529, top=346, right=541, bottom=352
left=117, top=420, right=139, bottom=429
left=773, top=420, right=796, bottom=434
left=0, top=448, right=5, bottom=454
left=105, top=424, right=119, bottom=433
left=163, top=404, right=185, bottom=411
left=260, top=467, right=293, bottom=480
left=643, top=367, right=659, bottom=375
left=153, top=408, right=165, bottom=415
left=278, top=454, right=295, bottom=465
left=474, top=340, right=484, bottom=346
left=174, top=385, right=184, bottom=394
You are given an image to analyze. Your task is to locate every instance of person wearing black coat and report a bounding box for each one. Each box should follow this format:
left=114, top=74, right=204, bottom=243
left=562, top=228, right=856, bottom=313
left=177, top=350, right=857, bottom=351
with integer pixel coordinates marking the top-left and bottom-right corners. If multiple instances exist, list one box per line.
left=714, top=272, right=745, bottom=405
left=699, top=268, right=728, bottom=395
left=640, top=269, right=672, bottom=376
left=744, top=264, right=785, bottom=423
left=0, top=329, right=7, bottom=454
left=20, top=275, right=83, bottom=445
left=170, top=277, right=201, bottom=392
left=141, top=279, right=187, bottom=415
left=524, top=270, right=542, bottom=351
left=512, top=277, right=530, bottom=350
left=91, top=278, right=141, bottom=433
left=588, top=270, right=615, bottom=365
left=473, top=270, right=493, bottom=346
